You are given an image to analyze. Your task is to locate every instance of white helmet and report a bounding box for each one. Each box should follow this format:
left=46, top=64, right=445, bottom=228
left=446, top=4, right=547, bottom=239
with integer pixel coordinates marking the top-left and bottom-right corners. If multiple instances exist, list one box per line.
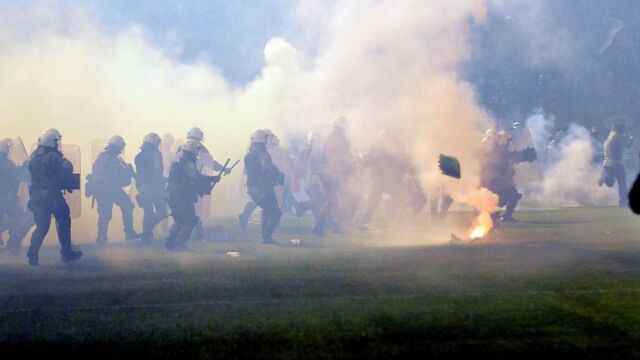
left=251, top=129, right=269, bottom=144
left=187, top=127, right=204, bottom=142
left=306, top=131, right=322, bottom=146
left=107, top=135, right=126, bottom=152
left=334, top=116, right=347, bottom=130
left=481, top=128, right=497, bottom=144
left=38, top=128, right=62, bottom=149
left=143, top=132, right=161, bottom=147
left=0, top=138, right=11, bottom=154
left=181, top=139, right=201, bottom=155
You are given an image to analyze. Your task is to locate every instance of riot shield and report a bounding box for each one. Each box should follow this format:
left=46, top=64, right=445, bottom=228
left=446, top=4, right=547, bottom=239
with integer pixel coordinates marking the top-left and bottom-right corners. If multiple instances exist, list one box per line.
left=61, top=144, right=82, bottom=219
left=510, top=127, right=544, bottom=185
left=11, top=138, right=30, bottom=211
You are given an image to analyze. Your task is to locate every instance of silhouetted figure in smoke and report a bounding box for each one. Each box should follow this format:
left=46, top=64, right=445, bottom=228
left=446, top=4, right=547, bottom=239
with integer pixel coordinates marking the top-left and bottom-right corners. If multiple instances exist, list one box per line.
left=629, top=173, right=640, bottom=214
left=26, top=129, right=82, bottom=266
left=244, top=129, right=284, bottom=244
left=134, top=133, right=169, bottom=242
left=89, top=135, right=139, bottom=244
left=359, top=129, right=426, bottom=229
left=313, top=118, right=358, bottom=236
left=293, top=132, right=325, bottom=219
left=165, top=139, right=220, bottom=251
left=0, top=138, right=34, bottom=255
left=481, top=129, right=536, bottom=222
left=598, top=123, right=628, bottom=207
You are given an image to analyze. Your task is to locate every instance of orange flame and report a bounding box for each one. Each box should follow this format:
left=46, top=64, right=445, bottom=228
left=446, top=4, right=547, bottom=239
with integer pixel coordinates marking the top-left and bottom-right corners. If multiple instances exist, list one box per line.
left=468, top=212, right=493, bottom=239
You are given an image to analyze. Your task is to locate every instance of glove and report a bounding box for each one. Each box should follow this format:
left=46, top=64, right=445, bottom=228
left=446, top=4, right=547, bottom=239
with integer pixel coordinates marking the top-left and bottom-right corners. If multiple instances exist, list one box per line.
left=224, top=168, right=232, bottom=176
left=208, top=175, right=221, bottom=184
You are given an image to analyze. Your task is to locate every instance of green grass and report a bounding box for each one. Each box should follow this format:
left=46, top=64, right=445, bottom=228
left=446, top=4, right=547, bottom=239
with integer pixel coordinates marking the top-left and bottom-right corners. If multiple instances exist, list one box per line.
left=2, top=207, right=640, bottom=359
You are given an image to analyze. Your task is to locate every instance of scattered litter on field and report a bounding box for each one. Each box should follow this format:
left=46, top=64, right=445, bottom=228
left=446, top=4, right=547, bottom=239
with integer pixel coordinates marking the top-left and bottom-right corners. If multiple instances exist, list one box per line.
left=290, top=239, right=301, bottom=245
left=226, top=252, right=240, bottom=257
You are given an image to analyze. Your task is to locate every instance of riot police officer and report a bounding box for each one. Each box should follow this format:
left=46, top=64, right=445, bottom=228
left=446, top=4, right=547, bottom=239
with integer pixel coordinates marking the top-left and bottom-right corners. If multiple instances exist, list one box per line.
left=27, top=129, right=82, bottom=265
left=165, top=139, right=220, bottom=251
left=134, top=133, right=168, bottom=242
left=480, top=130, right=536, bottom=222
left=244, top=129, right=284, bottom=244
left=90, top=135, right=138, bottom=244
left=0, top=138, right=33, bottom=255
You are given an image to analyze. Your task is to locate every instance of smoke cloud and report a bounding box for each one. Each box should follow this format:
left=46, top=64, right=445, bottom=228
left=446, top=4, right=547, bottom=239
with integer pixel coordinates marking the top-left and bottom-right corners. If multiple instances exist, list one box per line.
left=0, top=0, right=549, bottom=243
left=521, top=109, right=617, bottom=208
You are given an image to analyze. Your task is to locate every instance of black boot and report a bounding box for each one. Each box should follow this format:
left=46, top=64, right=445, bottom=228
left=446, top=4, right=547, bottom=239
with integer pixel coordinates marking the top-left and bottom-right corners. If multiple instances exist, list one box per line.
left=61, top=249, right=83, bottom=263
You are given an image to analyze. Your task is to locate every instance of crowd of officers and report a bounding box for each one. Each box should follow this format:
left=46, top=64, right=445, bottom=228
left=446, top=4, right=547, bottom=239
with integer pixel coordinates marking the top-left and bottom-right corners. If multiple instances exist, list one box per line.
left=0, top=120, right=634, bottom=265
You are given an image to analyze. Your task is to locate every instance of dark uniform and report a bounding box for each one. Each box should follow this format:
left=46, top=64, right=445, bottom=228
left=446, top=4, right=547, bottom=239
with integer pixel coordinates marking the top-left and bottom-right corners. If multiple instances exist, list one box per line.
left=244, top=142, right=284, bottom=244
left=91, top=145, right=137, bottom=243
left=165, top=151, right=218, bottom=251
left=481, top=143, right=534, bottom=222
left=135, top=142, right=168, bottom=241
left=27, top=146, right=82, bottom=265
left=0, top=152, right=33, bottom=254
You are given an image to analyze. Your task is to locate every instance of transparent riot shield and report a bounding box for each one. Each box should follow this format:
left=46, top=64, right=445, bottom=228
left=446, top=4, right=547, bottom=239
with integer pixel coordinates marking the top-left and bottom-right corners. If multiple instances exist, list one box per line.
left=61, top=144, right=82, bottom=219
left=10, top=137, right=30, bottom=211
left=510, top=127, right=544, bottom=185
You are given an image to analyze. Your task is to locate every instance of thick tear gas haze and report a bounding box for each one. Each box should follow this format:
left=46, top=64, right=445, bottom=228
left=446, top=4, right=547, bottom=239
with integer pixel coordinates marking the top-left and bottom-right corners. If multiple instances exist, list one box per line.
left=1, top=0, right=503, bottom=246
left=521, top=109, right=617, bottom=207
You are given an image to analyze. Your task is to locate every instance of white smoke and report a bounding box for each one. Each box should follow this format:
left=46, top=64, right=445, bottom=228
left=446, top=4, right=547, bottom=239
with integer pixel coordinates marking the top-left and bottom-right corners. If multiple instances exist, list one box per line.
left=521, top=109, right=617, bottom=207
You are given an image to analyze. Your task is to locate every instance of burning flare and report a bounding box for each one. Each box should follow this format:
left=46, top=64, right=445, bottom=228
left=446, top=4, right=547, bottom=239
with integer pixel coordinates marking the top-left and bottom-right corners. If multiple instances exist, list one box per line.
left=469, top=212, right=493, bottom=240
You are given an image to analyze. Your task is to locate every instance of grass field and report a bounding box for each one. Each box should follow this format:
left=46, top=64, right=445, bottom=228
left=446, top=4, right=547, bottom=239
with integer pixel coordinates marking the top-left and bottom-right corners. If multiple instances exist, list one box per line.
left=2, top=207, right=640, bottom=359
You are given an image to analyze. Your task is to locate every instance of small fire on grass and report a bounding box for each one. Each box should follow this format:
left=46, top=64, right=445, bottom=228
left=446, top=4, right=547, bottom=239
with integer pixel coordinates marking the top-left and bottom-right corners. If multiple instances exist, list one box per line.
left=468, top=212, right=493, bottom=240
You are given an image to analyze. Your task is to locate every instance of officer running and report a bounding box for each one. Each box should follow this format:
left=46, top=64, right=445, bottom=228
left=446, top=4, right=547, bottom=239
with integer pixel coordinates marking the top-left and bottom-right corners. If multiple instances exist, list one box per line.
left=89, top=135, right=139, bottom=244
left=26, top=128, right=82, bottom=266
left=244, top=129, right=284, bottom=244
left=165, top=139, right=221, bottom=251
left=134, top=133, right=169, bottom=242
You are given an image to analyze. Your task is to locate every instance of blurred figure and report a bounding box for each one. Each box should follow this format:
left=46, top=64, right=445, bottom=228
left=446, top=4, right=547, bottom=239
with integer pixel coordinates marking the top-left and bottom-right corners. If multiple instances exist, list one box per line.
left=89, top=135, right=138, bottom=244
left=293, top=131, right=325, bottom=218
left=629, top=172, right=640, bottom=214
left=165, top=139, right=221, bottom=251
left=429, top=187, right=453, bottom=223
left=27, top=129, right=82, bottom=266
left=359, top=129, right=425, bottom=229
left=313, top=118, right=358, bottom=236
left=0, top=138, right=33, bottom=255
left=244, top=129, right=284, bottom=244
left=135, top=133, right=169, bottom=242
left=266, top=131, right=298, bottom=213
left=481, top=130, right=536, bottom=222
left=599, top=123, right=628, bottom=207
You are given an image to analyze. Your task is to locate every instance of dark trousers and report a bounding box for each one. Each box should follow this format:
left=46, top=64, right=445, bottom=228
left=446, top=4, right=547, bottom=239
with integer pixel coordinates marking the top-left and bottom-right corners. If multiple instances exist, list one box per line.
left=602, top=165, right=628, bottom=207
left=27, top=190, right=72, bottom=260
left=166, top=197, right=199, bottom=248
left=139, top=191, right=168, bottom=239
left=96, top=189, right=135, bottom=239
left=249, top=188, right=282, bottom=242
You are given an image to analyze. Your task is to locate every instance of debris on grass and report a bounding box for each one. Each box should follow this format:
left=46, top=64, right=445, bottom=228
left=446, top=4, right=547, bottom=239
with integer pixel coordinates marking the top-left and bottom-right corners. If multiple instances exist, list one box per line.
left=226, top=252, right=240, bottom=257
